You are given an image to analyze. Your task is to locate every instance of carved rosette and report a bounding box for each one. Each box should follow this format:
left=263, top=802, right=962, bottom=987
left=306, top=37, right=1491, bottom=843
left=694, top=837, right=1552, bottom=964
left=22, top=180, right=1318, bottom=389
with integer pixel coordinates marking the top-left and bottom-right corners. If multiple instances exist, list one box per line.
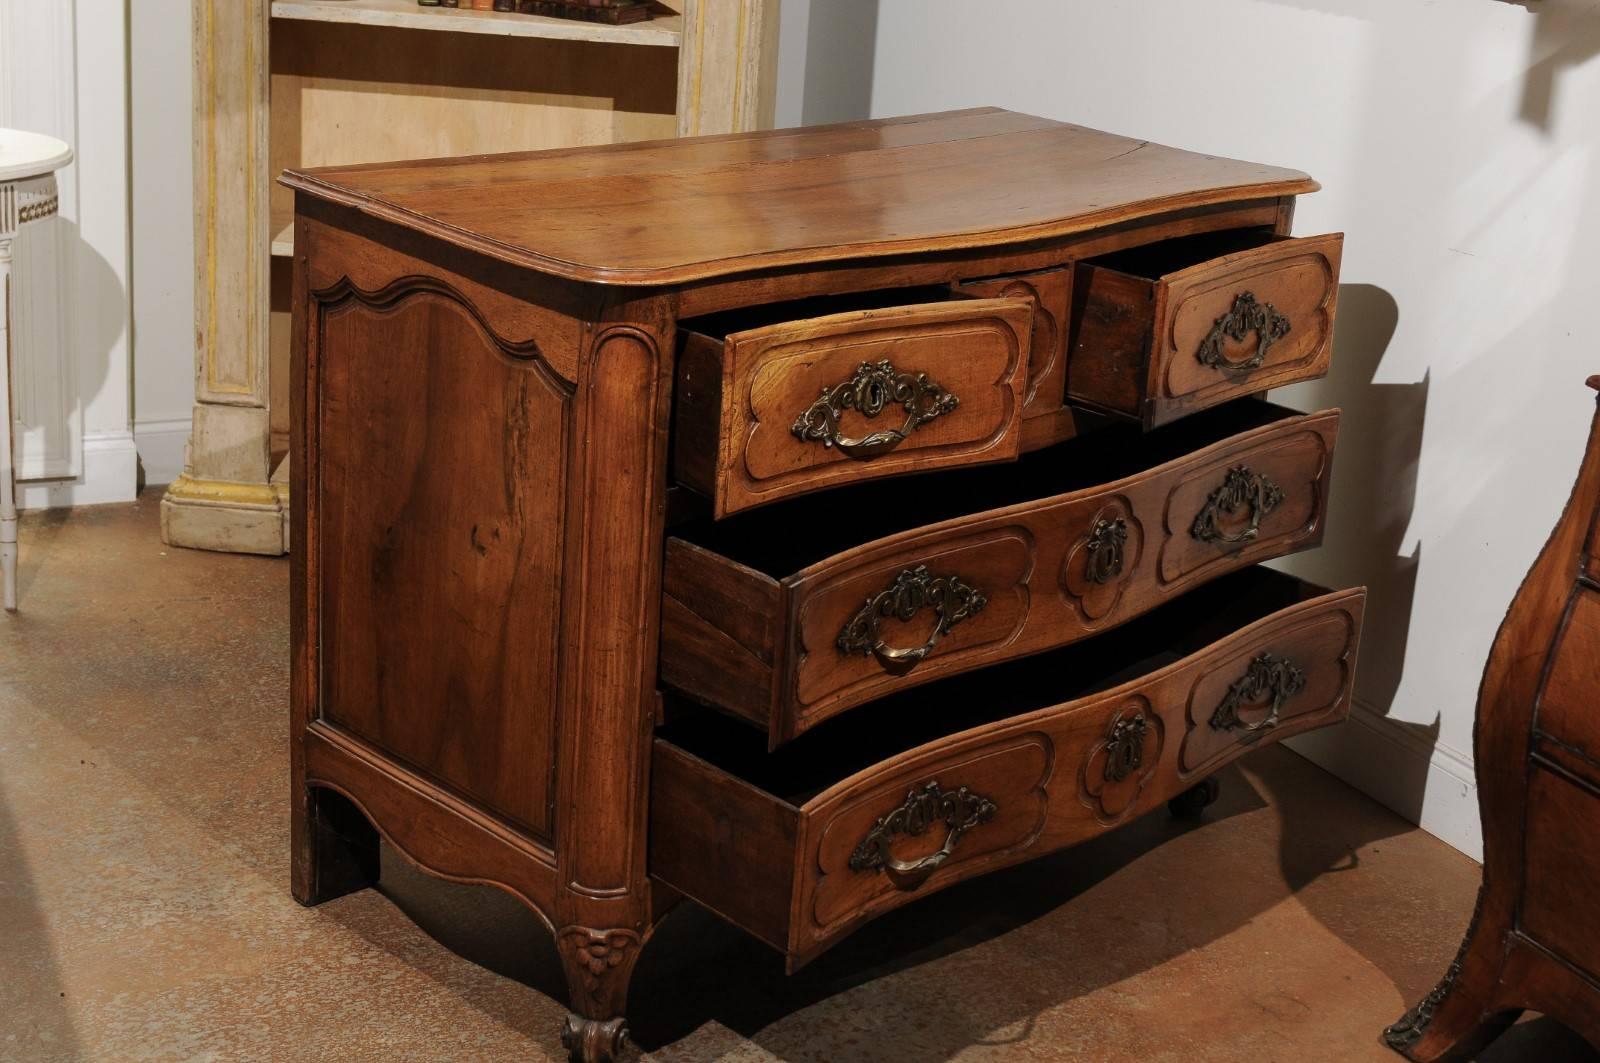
left=1061, top=503, right=1141, bottom=621
left=1080, top=702, right=1163, bottom=822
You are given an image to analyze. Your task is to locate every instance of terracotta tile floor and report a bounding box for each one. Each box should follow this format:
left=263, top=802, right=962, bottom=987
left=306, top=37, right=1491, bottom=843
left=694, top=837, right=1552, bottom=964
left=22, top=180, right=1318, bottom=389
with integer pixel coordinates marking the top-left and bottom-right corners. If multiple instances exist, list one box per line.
left=2, top=495, right=1597, bottom=1062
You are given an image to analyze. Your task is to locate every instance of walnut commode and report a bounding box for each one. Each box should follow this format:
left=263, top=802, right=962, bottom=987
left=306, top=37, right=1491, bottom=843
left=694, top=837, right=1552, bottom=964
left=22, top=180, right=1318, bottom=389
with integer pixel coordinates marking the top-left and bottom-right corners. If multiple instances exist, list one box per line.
left=283, top=109, right=1363, bottom=1062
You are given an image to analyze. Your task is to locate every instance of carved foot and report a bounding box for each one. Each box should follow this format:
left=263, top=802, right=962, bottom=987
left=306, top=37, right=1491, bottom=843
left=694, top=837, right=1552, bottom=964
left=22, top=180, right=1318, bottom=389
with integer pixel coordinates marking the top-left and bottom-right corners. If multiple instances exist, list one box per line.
left=556, top=926, right=642, bottom=1062
left=1382, top=886, right=1519, bottom=1061
left=561, top=1014, right=628, bottom=1063
left=1167, top=776, right=1221, bottom=819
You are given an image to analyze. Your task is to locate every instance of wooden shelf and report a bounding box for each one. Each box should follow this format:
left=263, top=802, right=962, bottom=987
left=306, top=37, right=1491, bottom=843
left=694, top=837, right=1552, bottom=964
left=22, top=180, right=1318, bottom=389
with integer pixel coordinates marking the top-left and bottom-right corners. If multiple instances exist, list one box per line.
left=270, top=0, right=682, bottom=48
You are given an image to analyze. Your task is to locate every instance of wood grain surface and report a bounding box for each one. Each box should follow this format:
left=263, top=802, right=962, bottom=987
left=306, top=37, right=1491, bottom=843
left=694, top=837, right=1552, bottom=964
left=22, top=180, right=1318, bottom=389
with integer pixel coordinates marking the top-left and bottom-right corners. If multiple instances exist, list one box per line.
left=280, top=108, right=1318, bottom=284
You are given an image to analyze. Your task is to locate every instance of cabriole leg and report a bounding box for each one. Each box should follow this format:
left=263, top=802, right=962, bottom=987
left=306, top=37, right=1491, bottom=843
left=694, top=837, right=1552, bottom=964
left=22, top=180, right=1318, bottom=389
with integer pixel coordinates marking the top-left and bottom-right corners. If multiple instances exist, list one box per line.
left=556, top=927, right=643, bottom=1063
left=1383, top=888, right=1519, bottom=1061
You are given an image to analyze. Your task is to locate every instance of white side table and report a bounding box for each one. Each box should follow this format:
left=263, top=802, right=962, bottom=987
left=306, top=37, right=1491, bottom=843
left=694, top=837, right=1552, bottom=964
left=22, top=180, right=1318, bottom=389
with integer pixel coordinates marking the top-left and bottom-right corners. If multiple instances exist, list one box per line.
left=0, top=129, right=72, bottom=611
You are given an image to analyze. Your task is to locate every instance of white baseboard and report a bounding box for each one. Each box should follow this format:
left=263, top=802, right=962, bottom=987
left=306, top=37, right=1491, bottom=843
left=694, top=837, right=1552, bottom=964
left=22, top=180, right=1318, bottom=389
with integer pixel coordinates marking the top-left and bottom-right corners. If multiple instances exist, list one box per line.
left=17, top=428, right=139, bottom=508
left=1287, top=700, right=1482, bottom=862
left=133, top=417, right=189, bottom=487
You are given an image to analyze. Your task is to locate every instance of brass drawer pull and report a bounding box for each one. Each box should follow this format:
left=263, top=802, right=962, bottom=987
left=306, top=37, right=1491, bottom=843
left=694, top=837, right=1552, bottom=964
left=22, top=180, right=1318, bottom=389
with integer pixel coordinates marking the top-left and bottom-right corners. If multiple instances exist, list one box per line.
left=1192, top=465, right=1284, bottom=545
left=792, top=359, right=960, bottom=459
left=1210, top=652, right=1306, bottom=735
left=1197, top=291, right=1291, bottom=375
left=849, top=781, right=998, bottom=892
left=836, top=565, right=987, bottom=673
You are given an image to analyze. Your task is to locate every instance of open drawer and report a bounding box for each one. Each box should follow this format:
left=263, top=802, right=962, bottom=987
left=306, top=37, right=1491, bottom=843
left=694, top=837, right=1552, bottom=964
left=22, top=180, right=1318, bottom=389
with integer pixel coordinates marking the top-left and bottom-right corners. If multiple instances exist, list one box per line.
left=651, top=567, right=1366, bottom=970
left=662, top=399, right=1340, bottom=745
left=672, top=287, right=1035, bottom=517
left=1070, top=230, right=1343, bottom=429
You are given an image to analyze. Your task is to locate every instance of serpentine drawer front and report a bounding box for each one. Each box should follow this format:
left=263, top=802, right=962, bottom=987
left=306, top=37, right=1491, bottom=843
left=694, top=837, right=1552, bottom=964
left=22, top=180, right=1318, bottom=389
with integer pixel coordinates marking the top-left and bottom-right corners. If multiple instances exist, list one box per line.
left=673, top=293, right=1035, bottom=517
left=662, top=400, right=1340, bottom=745
left=1070, top=230, right=1344, bottom=428
left=651, top=568, right=1366, bottom=971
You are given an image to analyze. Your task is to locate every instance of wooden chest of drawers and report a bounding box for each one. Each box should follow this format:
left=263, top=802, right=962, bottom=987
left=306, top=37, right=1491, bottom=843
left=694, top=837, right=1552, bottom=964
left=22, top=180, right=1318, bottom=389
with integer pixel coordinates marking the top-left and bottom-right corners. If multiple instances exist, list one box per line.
left=282, top=109, right=1364, bottom=1062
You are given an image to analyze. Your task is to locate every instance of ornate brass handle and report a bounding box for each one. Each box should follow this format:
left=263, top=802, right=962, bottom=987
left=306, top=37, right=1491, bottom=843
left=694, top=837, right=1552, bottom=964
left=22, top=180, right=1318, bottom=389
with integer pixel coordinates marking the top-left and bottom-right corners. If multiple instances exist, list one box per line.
left=836, top=565, right=987, bottom=673
left=1197, top=291, right=1291, bottom=376
left=848, top=781, right=998, bottom=892
left=791, top=359, right=960, bottom=460
left=1210, top=652, right=1306, bottom=735
left=1192, top=466, right=1284, bottom=546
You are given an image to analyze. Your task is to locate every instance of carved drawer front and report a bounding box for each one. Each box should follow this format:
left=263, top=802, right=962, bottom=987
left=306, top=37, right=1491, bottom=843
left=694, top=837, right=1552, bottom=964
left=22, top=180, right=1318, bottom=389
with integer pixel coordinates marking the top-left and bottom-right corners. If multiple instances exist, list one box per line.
left=672, top=291, right=1034, bottom=518
left=662, top=400, right=1340, bottom=746
left=650, top=568, right=1366, bottom=970
left=1070, top=230, right=1343, bottom=429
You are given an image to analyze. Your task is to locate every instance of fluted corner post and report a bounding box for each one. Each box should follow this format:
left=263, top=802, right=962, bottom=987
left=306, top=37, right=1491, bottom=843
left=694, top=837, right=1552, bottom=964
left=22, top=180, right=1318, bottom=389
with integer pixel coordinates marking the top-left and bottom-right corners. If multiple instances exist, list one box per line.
left=160, top=0, right=285, bottom=556
left=674, top=0, right=781, bottom=139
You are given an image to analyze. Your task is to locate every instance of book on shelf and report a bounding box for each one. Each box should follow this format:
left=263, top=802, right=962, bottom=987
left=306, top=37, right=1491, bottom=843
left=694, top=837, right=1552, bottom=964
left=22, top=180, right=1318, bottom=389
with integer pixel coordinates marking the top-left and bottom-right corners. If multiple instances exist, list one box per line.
left=518, top=0, right=650, bottom=23
left=421, top=0, right=648, bottom=15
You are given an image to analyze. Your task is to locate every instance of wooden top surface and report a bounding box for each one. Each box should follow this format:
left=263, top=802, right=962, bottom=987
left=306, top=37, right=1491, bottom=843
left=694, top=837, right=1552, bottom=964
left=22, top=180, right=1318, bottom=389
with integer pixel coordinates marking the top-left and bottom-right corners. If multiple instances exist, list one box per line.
left=282, top=108, right=1317, bottom=287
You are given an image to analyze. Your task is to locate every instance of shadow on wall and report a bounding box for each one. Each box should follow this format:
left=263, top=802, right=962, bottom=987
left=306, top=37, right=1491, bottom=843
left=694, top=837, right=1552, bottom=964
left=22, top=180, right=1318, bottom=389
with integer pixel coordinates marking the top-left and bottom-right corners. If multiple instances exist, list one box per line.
left=1518, top=0, right=1600, bottom=129
left=1278, top=283, right=1435, bottom=830
left=799, top=0, right=880, bottom=125
left=13, top=214, right=124, bottom=530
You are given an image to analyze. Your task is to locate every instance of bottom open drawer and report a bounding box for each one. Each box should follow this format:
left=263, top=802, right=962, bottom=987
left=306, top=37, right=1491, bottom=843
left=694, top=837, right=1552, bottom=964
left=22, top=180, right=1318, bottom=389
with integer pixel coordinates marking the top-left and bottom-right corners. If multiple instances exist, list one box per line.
left=650, top=567, right=1365, bottom=970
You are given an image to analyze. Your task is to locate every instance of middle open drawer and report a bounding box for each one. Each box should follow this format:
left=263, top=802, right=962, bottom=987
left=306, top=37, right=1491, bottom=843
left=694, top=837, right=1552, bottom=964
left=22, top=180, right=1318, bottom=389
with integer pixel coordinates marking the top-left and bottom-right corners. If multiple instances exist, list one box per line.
left=662, top=399, right=1340, bottom=746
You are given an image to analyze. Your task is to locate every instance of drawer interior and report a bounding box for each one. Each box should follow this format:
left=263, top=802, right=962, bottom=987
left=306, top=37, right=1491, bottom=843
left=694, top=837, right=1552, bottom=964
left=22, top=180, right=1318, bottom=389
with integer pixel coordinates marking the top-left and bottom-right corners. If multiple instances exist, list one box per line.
left=670, top=397, right=1299, bottom=576
left=1081, top=228, right=1285, bottom=282
left=658, top=565, right=1331, bottom=806
left=679, top=284, right=963, bottom=341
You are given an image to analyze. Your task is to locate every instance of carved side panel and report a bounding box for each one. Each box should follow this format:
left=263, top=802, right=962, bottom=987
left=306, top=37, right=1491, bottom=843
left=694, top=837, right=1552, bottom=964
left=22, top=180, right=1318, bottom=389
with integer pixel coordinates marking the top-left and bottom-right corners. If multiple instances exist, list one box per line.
left=315, top=277, right=572, bottom=838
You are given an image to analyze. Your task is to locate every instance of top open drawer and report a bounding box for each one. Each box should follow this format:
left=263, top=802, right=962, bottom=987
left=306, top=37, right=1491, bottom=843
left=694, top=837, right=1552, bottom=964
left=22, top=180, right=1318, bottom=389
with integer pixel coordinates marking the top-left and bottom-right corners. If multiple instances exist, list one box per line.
left=673, top=289, right=1036, bottom=518
left=1070, top=230, right=1343, bottom=429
